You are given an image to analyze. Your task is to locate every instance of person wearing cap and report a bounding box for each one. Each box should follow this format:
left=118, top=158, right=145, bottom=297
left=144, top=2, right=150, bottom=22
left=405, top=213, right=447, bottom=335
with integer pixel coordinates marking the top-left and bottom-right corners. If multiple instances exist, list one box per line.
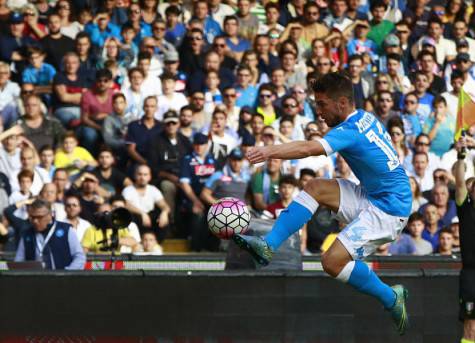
left=346, top=19, right=378, bottom=62
left=179, top=133, right=216, bottom=250
left=0, top=12, right=39, bottom=65
left=377, top=34, right=404, bottom=74
left=149, top=109, right=192, bottom=225
left=455, top=53, right=475, bottom=81
left=201, top=147, right=250, bottom=211
left=412, top=17, right=456, bottom=65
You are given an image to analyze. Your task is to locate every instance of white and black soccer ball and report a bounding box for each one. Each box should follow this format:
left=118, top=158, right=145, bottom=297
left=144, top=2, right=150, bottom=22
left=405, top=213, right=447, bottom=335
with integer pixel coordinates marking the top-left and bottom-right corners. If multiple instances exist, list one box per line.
left=207, top=197, right=251, bottom=239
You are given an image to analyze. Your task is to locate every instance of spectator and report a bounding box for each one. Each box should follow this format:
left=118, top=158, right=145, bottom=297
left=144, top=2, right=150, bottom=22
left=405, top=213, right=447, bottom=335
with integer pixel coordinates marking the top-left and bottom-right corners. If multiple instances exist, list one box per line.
left=347, top=54, right=371, bottom=109
left=442, top=70, right=464, bottom=117
left=179, top=133, right=216, bottom=251
left=164, top=5, right=186, bottom=47
left=74, top=172, right=104, bottom=223
left=79, top=69, right=115, bottom=152
left=53, top=52, right=89, bottom=128
left=122, top=164, right=170, bottom=240
left=9, top=169, right=34, bottom=220
left=192, top=0, right=221, bottom=44
left=273, top=95, right=309, bottom=140
left=374, top=90, right=399, bottom=126
left=0, top=61, right=21, bottom=128
left=388, top=232, right=416, bottom=255
left=207, top=109, right=239, bottom=156
left=280, top=50, right=306, bottom=89
left=223, top=15, right=250, bottom=62
left=388, top=118, right=410, bottom=164
left=266, top=174, right=298, bottom=219
left=367, top=0, right=395, bottom=51
left=178, top=105, right=195, bottom=141
left=251, top=158, right=282, bottom=211
left=409, top=176, right=428, bottom=213
left=37, top=144, right=55, bottom=179
left=404, top=133, right=441, bottom=175
left=52, top=168, right=69, bottom=202
left=410, top=151, right=433, bottom=192
left=201, top=147, right=250, bottom=208
left=255, top=84, right=277, bottom=126
left=38, top=182, right=66, bottom=221
left=0, top=127, right=22, bottom=177
left=323, top=0, right=353, bottom=33
left=399, top=92, right=423, bottom=147
left=54, top=131, right=97, bottom=176
left=178, top=28, right=206, bottom=77
left=420, top=183, right=457, bottom=228
left=84, top=10, right=121, bottom=49
left=407, top=212, right=433, bottom=255
left=423, top=96, right=456, bottom=157
left=81, top=202, right=138, bottom=253
left=347, top=19, right=378, bottom=61
left=74, top=32, right=97, bottom=84
left=423, top=203, right=443, bottom=251
left=22, top=46, right=56, bottom=98
left=126, top=95, right=162, bottom=165
left=258, top=3, right=284, bottom=35
left=10, top=146, right=50, bottom=195
left=91, top=147, right=132, bottom=197
left=63, top=193, right=92, bottom=242
left=411, top=50, right=446, bottom=95
left=236, top=0, right=259, bottom=42
left=40, top=13, right=75, bottom=71
left=14, top=198, right=85, bottom=270
left=436, top=227, right=455, bottom=256
left=149, top=110, right=192, bottom=224
left=56, top=0, right=82, bottom=39
left=102, top=93, right=130, bottom=157
left=134, top=230, right=163, bottom=255
left=157, top=72, right=188, bottom=119
left=21, top=4, right=47, bottom=41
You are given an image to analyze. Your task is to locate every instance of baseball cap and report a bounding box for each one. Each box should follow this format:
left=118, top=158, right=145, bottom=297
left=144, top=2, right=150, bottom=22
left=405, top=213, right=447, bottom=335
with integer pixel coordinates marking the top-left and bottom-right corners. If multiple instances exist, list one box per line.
left=83, top=173, right=99, bottom=183
left=456, top=52, right=470, bottom=62
left=384, top=34, right=400, bottom=47
left=355, top=20, right=370, bottom=28
left=10, top=12, right=24, bottom=24
left=193, top=133, right=208, bottom=145
left=422, top=37, right=436, bottom=47
left=451, top=216, right=459, bottom=224
left=163, top=110, right=179, bottom=123
left=228, top=147, right=244, bottom=160
left=164, top=50, right=179, bottom=63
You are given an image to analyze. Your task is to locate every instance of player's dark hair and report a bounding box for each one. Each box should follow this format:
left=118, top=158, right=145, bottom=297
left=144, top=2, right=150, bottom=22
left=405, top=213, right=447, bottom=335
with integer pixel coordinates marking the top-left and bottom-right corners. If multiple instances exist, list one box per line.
left=408, top=212, right=424, bottom=224
left=312, top=72, right=355, bottom=104
left=279, top=174, right=298, bottom=187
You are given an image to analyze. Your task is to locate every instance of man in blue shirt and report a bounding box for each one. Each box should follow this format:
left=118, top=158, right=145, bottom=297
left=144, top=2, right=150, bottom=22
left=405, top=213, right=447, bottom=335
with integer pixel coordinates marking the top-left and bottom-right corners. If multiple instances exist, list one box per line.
left=84, top=11, right=121, bottom=48
left=235, top=73, right=411, bottom=335
left=192, top=0, right=222, bottom=44
left=235, top=65, right=258, bottom=108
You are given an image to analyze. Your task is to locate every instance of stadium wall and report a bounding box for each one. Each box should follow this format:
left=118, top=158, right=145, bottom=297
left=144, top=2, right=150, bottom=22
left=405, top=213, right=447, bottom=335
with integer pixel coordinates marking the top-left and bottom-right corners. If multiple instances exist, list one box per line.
left=0, top=270, right=461, bottom=343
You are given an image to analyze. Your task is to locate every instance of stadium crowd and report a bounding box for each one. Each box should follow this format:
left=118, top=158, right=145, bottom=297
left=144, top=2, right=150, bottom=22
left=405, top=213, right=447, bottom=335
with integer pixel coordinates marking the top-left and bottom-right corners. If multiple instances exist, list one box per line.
left=0, top=0, right=474, bottom=258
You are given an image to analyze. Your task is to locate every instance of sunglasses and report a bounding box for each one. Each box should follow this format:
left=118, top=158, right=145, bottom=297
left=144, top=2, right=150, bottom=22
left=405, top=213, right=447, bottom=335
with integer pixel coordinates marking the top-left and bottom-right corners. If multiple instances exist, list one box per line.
left=416, top=142, right=430, bottom=146
left=224, top=93, right=236, bottom=98
left=405, top=100, right=417, bottom=105
left=166, top=121, right=178, bottom=126
left=269, top=33, right=279, bottom=39
left=65, top=203, right=79, bottom=207
left=260, top=93, right=272, bottom=98
left=153, top=26, right=166, bottom=31
left=190, top=36, right=203, bottom=41
left=214, top=43, right=226, bottom=48
left=58, top=5, right=70, bottom=10
left=317, top=62, right=330, bottom=66
left=193, top=97, right=205, bottom=101
left=390, top=131, right=402, bottom=136
left=283, top=103, right=297, bottom=108
left=376, top=80, right=388, bottom=84
left=24, top=12, right=35, bottom=16
left=130, top=9, right=141, bottom=14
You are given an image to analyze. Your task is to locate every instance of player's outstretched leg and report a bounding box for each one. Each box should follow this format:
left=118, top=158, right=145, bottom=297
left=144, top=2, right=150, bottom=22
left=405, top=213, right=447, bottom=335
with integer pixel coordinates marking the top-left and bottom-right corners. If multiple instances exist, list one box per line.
left=322, top=239, right=409, bottom=335
left=233, top=179, right=339, bottom=265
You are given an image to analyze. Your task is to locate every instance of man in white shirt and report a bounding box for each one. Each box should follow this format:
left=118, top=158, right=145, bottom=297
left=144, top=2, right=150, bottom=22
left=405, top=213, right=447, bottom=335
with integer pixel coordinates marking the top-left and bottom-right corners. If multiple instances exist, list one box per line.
left=10, top=147, right=50, bottom=195
left=409, top=152, right=434, bottom=192
left=122, top=164, right=170, bottom=240
left=64, top=193, right=92, bottom=242
left=411, top=18, right=456, bottom=65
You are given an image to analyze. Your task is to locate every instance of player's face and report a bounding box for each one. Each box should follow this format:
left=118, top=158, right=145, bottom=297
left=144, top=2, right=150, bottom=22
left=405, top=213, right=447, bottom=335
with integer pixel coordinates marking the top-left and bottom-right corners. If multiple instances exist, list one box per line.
left=314, top=92, right=342, bottom=127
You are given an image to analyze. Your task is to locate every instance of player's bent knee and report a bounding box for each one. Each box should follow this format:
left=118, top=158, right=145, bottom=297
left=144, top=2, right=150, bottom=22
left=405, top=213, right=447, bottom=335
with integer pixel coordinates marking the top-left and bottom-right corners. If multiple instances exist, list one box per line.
left=321, top=252, right=345, bottom=278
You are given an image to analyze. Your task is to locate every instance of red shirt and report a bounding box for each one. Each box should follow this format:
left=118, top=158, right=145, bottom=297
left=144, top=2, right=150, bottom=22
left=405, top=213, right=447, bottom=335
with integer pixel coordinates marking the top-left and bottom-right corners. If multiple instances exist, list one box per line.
left=266, top=200, right=285, bottom=219
left=81, top=88, right=115, bottom=122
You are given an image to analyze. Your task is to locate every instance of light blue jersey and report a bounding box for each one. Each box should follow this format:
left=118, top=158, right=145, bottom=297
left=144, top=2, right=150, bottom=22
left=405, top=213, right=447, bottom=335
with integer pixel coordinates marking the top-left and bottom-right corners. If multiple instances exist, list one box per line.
left=322, top=109, right=412, bottom=217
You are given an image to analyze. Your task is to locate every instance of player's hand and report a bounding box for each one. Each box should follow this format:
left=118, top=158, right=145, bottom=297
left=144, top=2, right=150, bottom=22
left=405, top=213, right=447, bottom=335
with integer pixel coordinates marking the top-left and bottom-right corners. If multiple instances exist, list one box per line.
left=246, top=146, right=270, bottom=164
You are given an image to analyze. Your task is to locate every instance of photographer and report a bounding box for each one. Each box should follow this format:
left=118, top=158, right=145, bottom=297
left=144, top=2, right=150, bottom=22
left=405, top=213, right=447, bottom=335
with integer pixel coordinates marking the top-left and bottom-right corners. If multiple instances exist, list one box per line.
left=14, top=199, right=85, bottom=270
left=454, top=135, right=475, bottom=343
left=81, top=202, right=138, bottom=253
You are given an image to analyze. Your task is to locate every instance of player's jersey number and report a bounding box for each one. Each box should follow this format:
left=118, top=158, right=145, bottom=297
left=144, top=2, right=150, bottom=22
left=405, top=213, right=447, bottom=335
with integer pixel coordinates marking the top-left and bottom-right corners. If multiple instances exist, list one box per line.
left=365, top=122, right=400, bottom=171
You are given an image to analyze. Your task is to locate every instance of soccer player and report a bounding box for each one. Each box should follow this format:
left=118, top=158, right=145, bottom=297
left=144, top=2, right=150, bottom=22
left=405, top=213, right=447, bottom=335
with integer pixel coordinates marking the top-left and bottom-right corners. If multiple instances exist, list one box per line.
left=233, top=72, right=412, bottom=335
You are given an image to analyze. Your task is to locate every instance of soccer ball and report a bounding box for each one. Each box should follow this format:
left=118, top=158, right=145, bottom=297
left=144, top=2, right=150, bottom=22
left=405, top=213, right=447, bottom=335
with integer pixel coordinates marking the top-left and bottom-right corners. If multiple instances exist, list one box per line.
left=207, top=197, right=251, bottom=239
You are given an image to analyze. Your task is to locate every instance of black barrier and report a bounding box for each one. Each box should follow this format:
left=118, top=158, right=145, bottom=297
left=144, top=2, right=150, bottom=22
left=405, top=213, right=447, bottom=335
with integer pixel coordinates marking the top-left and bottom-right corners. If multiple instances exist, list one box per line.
left=0, top=270, right=461, bottom=342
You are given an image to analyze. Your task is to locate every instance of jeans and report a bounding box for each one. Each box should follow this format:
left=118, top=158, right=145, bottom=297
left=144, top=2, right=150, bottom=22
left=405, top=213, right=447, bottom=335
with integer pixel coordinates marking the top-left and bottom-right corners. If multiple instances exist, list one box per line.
left=54, top=107, right=81, bottom=127
left=76, top=125, right=100, bottom=152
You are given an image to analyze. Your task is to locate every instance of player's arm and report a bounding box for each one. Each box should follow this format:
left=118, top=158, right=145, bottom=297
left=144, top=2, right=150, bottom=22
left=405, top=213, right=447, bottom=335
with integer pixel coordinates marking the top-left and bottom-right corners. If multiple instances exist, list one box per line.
left=247, top=140, right=327, bottom=164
